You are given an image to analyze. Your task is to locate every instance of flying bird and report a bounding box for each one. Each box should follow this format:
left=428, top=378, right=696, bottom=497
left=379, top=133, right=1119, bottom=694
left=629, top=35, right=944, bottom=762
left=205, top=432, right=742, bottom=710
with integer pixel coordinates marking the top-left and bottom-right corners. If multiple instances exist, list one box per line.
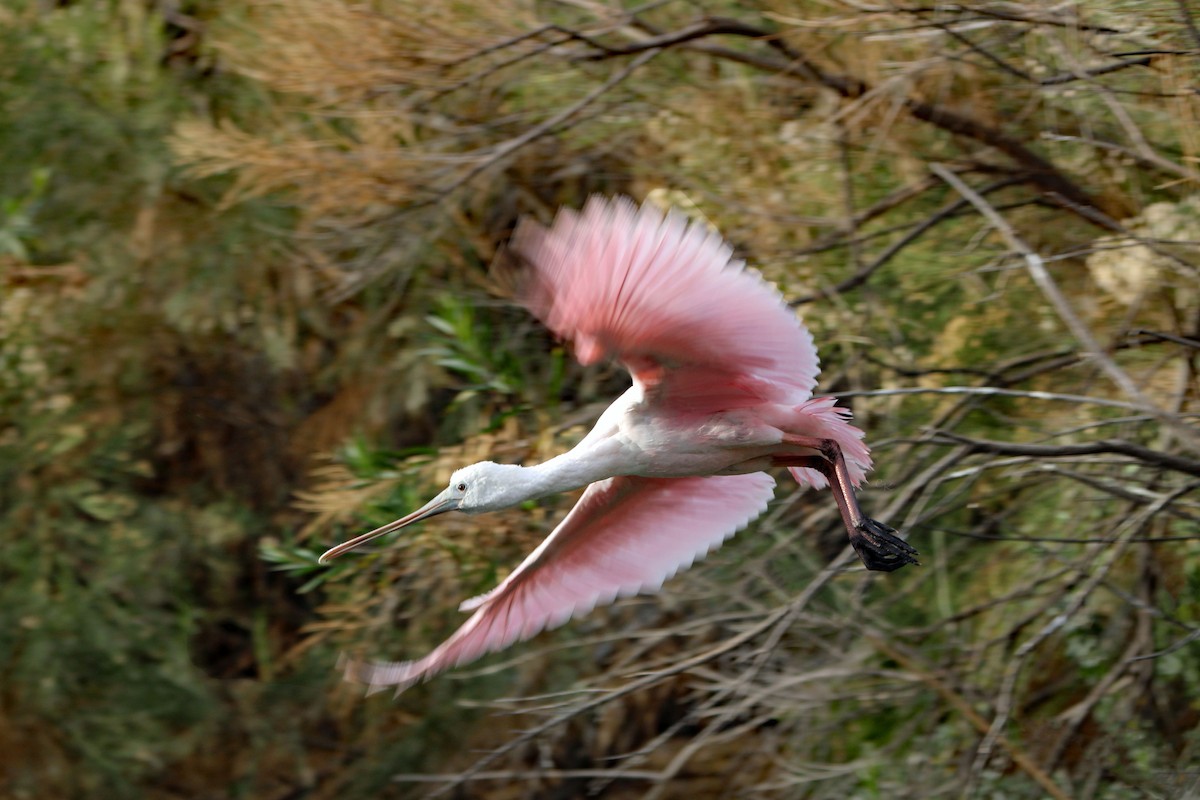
left=320, top=196, right=917, bottom=693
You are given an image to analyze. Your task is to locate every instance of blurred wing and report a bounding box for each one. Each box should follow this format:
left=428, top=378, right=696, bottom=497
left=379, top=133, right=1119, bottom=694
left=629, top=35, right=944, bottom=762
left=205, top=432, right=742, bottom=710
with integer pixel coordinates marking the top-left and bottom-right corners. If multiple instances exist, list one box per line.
left=508, top=195, right=820, bottom=411
left=342, top=472, right=775, bottom=694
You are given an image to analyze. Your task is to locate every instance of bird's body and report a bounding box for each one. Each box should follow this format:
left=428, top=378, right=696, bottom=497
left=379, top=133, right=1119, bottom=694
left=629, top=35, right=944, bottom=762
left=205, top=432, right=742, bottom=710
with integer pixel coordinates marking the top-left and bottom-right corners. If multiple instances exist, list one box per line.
left=515, top=384, right=864, bottom=483
left=321, top=196, right=917, bottom=693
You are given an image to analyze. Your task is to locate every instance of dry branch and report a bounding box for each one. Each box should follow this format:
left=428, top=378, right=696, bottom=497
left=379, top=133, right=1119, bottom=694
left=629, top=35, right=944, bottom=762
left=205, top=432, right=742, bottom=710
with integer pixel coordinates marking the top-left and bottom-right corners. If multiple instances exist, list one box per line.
left=929, top=431, right=1200, bottom=478
left=931, top=163, right=1200, bottom=453
left=790, top=177, right=1025, bottom=305
left=580, top=15, right=1118, bottom=219
left=869, top=635, right=1074, bottom=800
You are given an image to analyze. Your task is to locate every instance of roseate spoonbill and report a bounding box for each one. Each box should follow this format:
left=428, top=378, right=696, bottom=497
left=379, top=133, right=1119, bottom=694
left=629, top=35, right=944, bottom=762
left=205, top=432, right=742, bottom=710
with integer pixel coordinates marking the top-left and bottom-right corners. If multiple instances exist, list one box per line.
left=320, top=196, right=917, bottom=693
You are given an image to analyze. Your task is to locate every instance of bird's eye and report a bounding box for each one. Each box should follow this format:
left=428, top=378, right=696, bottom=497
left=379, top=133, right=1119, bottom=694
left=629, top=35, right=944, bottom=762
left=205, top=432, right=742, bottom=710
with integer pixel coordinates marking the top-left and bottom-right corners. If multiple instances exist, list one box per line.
left=456, top=482, right=467, bottom=492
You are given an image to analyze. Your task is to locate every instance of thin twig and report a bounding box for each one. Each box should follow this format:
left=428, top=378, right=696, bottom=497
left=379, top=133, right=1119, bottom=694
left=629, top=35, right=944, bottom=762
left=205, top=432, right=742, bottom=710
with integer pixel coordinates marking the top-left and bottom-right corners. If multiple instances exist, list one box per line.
left=899, top=4, right=1126, bottom=34
left=928, top=431, right=1200, bottom=478
left=867, top=634, right=1075, bottom=800
left=576, top=16, right=771, bottom=60
left=790, top=177, right=1023, bottom=305
left=930, top=163, right=1200, bottom=453
left=1039, top=55, right=1155, bottom=85
left=439, top=48, right=660, bottom=198
left=581, top=15, right=1112, bottom=218
left=833, top=385, right=1177, bottom=414
left=425, top=597, right=795, bottom=795
left=971, top=486, right=1177, bottom=783
left=393, top=767, right=663, bottom=783
left=1177, top=0, right=1200, bottom=49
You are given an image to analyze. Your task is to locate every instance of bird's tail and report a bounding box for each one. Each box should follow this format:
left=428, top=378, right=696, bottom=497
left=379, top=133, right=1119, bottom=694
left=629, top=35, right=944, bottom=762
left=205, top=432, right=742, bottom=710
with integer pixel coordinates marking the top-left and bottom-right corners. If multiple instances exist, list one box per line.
left=787, top=396, right=872, bottom=490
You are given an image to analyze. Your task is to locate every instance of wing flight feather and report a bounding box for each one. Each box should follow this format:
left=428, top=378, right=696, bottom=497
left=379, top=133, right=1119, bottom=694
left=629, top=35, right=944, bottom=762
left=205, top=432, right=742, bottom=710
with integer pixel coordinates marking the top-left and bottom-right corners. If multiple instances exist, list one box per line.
left=342, top=473, right=776, bottom=693
left=509, top=196, right=820, bottom=411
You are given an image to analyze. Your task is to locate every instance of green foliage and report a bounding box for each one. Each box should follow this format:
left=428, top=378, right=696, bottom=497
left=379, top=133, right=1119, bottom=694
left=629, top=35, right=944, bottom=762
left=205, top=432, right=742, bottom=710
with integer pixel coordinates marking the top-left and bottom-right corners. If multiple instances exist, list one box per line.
left=0, top=167, right=50, bottom=260
left=0, top=4, right=350, bottom=796
left=421, top=293, right=569, bottom=436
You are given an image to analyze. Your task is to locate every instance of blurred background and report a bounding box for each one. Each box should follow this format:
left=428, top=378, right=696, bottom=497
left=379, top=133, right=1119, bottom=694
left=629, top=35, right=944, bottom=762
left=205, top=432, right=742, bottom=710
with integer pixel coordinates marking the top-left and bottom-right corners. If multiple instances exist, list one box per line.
left=2, top=1, right=1198, bottom=798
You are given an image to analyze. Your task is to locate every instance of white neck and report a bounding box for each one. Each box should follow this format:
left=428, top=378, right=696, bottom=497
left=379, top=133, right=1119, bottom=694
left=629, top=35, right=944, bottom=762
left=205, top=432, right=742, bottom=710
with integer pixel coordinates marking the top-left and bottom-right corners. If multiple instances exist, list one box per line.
left=464, top=448, right=613, bottom=513
left=522, top=449, right=614, bottom=498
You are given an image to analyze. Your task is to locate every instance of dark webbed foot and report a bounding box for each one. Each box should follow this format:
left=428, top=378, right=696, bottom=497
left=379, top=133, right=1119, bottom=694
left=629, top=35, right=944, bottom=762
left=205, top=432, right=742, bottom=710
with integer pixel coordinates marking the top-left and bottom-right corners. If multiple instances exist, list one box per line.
left=771, top=436, right=920, bottom=573
left=850, top=518, right=920, bottom=572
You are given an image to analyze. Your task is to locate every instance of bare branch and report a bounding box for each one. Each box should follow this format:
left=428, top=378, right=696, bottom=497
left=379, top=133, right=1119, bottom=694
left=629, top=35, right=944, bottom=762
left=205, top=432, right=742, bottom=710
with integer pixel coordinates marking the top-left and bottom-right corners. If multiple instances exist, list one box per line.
left=790, top=177, right=1024, bottom=305
left=1039, top=54, right=1156, bottom=85
left=392, top=767, right=663, bottom=784
left=835, top=385, right=1174, bottom=414
left=577, top=16, right=772, bottom=60
left=869, top=634, right=1074, bottom=800
left=440, top=48, right=661, bottom=198
left=972, top=489, right=1172, bottom=784
left=1131, top=329, right=1200, bottom=349
left=578, top=15, right=1114, bottom=219
left=934, top=19, right=1035, bottom=82
left=898, top=4, right=1127, bottom=34
left=931, top=163, right=1200, bottom=452
left=1177, top=0, right=1200, bottom=49
left=928, top=431, right=1200, bottom=478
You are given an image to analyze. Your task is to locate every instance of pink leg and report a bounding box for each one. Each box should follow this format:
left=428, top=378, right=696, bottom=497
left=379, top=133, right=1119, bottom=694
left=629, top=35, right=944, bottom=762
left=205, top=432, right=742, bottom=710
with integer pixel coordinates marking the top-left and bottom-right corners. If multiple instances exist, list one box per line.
left=775, top=435, right=918, bottom=572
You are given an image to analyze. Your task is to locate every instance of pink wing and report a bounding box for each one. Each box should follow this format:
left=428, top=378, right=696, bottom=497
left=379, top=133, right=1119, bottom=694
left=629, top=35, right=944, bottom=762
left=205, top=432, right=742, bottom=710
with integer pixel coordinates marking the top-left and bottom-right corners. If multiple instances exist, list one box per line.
left=342, top=472, right=776, bottom=694
left=509, top=196, right=820, bottom=412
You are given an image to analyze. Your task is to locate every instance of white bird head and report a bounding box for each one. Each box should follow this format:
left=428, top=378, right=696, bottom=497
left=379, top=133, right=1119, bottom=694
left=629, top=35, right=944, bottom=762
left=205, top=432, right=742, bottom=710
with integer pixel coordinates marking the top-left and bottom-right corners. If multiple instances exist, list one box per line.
left=318, top=461, right=526, bottom=563
left=446, top=461, right=532, bottom=513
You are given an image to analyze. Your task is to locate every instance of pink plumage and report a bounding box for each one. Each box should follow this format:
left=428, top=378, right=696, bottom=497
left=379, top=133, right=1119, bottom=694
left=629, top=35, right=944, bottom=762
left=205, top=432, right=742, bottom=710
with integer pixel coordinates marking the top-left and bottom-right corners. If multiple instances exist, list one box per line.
left=343, top=473, right=775, bottom=693
left=513, top=197, right=819, bottom=412
left=322, top=195, right=917, bottom=694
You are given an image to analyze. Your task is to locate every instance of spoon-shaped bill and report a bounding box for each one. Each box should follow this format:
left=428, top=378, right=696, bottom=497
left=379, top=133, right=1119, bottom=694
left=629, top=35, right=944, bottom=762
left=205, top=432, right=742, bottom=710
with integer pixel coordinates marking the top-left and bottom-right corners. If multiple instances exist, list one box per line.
left=318, top=488, right=459, bottom=564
